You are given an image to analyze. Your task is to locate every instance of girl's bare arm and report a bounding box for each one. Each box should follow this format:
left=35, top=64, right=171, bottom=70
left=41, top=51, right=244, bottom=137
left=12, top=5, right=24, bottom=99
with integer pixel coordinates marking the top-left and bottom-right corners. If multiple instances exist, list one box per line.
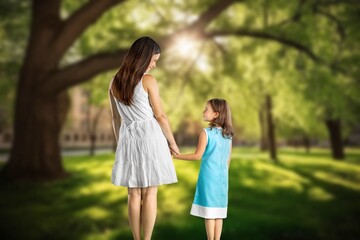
left=173, top=130, right=207, bottom=161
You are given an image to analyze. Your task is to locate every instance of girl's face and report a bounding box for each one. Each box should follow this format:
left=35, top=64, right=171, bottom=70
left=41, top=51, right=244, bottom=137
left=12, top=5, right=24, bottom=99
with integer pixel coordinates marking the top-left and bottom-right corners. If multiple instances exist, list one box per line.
left=146, top=53, right=160, bottom=72
left=203, top=103, right=219, bottom=122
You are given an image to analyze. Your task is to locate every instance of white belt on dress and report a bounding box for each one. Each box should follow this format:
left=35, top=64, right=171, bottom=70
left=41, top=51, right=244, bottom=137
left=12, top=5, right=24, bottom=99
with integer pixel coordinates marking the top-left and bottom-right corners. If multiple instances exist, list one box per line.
left=124, top=117, right=153, bottom=131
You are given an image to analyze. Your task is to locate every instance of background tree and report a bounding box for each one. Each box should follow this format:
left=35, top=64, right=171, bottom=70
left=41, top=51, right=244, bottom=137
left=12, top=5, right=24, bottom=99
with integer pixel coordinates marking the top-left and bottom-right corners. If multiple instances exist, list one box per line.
left=1, top=0, right=359, bottom=182
left=1, top=0, right=235, bottom=181
left=82, top=73, right=112, bottom=156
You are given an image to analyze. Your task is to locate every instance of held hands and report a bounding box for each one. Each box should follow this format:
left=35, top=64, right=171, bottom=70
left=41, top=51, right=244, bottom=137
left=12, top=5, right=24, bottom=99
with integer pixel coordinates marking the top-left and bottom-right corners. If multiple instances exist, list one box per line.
left=169, top=144, right=180, bottom=156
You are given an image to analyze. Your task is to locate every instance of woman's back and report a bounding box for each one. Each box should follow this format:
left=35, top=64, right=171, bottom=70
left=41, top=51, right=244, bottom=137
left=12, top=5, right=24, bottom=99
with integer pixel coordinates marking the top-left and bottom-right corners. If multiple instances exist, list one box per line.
left=114, top=76, right=153, bottom=123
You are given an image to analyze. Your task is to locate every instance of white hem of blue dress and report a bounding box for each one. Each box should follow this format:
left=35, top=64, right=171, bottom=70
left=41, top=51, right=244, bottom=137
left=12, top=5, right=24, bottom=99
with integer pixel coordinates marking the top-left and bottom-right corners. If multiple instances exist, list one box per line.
left=190, top=204, right=227, bottom=219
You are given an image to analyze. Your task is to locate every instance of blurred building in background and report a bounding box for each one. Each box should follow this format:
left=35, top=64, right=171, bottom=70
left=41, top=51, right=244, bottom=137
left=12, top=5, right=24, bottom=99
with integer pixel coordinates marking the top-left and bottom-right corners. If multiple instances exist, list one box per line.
left=61, top=87, right=114, bottom=150
left=0, top=87, right=114, bottom=152
left=1, top=88, right=359, bottom=154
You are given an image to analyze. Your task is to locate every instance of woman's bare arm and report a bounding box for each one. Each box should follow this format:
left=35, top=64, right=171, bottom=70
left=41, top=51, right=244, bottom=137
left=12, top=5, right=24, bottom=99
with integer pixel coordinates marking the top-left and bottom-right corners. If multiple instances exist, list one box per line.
left=143, top=74, right=180, bottom=154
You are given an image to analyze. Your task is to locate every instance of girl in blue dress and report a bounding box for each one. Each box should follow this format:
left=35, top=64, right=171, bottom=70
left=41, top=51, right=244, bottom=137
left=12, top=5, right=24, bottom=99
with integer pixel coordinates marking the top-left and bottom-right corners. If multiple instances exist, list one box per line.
left=173, top=98, right=233, bottom=240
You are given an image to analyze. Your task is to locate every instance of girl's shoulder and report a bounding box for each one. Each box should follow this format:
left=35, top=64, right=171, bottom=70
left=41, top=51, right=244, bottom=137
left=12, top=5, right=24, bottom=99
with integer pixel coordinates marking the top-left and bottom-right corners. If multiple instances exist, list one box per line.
left=205, top=127, right=221, bottom=133
left=204, top=127, right=219, bottom=137
left=206, top=127, right=232, bottom=140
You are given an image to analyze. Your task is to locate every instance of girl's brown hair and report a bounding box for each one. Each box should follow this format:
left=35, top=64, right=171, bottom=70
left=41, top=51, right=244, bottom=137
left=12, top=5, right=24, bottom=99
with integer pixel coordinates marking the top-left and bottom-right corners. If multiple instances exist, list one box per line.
left=208, top=98, right=234, bottom=138
left=111, top=36, right=161, bottom=105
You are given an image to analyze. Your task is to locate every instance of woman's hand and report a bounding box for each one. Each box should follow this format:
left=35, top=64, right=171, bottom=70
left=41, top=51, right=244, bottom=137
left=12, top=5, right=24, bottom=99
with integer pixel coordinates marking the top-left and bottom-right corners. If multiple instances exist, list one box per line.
left=169, top=144, right=180, bottom=156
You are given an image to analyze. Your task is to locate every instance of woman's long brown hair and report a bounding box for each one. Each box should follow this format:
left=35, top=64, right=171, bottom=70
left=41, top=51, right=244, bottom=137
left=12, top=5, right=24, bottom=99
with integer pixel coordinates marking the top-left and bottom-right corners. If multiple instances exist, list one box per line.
left=111, top=36, right=161, bottom=105
left=208, top=98, right=234, bottom=138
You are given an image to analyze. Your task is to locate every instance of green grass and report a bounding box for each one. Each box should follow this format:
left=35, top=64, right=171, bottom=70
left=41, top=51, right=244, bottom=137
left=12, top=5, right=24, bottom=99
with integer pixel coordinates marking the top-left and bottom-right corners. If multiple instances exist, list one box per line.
left=1, top=147, right=360, bottom=240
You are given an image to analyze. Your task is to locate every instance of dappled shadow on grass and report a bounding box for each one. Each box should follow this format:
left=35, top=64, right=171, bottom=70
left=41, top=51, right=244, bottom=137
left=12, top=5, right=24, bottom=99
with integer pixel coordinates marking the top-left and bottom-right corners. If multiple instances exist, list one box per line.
left=278, top=147, right=332, bottom=159
left=0, top=154, right=202, bottom=240
left=1, top=149, right=360, bottom=240
left=0, top=154, right=129, bottom=240
left=226, top=160, right=321, bottom=240
left=276, top=164, right=360, bottom=240
left=228, top=150, right=360, bottom=240
left=279, top=147, right=360, bottom=164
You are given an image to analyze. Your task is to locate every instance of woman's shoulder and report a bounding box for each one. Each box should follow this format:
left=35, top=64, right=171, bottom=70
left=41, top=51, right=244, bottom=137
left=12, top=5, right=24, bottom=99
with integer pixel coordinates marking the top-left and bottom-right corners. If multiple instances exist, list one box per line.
left=142, top=74, right=158, bottom=90
left=142, top=74, right=157, bottom=83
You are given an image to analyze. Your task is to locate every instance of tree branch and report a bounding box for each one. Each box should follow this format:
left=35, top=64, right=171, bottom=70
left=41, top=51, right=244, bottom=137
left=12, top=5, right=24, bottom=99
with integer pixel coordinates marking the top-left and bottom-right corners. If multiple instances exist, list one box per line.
left=43, top=0, right=350, bottom=95
left=46, top=0, right=239, bottom=94
left=160, top=0, right=238, bottom=48
left=187, top=0, right=238, bottom=31
left=314, top=0, right=360, bottom=6
left=315, top=8, right=346, bottom=40
left=43, top=49, right=128, bottom=94
left=51, top=0, right=126, bottom=61
left=275, top=0, right=306, bottom=27
left=203, top=29, right=322, bottom=63
left=23, top=0, right=62, bottom=72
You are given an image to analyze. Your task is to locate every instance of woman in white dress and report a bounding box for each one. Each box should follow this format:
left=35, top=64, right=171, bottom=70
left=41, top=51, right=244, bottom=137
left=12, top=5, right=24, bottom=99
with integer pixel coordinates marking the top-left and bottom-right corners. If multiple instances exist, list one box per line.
left=109, top=36, right=179, bottom=240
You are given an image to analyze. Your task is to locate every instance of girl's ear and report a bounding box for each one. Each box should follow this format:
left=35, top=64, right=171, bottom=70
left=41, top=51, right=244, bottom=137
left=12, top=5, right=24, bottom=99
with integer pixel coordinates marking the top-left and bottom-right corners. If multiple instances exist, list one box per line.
left=214, top=112, right=219, bottom=119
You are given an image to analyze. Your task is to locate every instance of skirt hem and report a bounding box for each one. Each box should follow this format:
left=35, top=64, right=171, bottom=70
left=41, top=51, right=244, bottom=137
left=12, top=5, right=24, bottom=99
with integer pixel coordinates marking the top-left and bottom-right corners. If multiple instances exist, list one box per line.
left=190, top=203, right=227, bottom=219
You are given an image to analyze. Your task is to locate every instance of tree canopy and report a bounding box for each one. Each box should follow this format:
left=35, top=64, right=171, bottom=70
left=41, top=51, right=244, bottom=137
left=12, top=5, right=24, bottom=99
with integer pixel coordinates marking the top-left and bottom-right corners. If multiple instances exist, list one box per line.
left=1, top=0, right=359, bottom=181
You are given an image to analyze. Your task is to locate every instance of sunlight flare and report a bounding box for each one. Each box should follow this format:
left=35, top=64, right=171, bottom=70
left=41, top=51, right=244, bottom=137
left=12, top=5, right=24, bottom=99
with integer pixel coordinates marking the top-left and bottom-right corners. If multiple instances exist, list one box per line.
left=172, top=36, right=210, bottom=72
left=174, top=36, right=198, bottom=57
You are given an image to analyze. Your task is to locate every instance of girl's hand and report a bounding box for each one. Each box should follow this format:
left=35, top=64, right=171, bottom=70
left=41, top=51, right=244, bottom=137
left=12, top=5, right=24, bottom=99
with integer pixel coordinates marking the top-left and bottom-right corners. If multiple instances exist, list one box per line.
left=169, top=144, right=180, bottom=155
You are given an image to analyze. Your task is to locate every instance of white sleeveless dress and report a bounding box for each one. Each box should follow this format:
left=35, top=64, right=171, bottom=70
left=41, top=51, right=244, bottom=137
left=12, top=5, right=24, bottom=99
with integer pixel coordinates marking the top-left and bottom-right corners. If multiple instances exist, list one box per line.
left=111, top=75, right=178, bottom=187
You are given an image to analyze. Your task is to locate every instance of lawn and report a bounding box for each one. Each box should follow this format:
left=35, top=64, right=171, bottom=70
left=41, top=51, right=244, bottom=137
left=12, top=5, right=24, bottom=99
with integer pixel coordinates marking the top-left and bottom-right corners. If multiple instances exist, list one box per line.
left=1, top=147, right=360, bottom=240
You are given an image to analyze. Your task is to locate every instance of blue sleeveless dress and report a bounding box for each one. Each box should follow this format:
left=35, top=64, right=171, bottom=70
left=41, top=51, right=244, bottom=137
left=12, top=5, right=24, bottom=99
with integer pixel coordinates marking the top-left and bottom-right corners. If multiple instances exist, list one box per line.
left=190, top=127, right=232, bottom=219
left=111, top=75, right=178, bottom=187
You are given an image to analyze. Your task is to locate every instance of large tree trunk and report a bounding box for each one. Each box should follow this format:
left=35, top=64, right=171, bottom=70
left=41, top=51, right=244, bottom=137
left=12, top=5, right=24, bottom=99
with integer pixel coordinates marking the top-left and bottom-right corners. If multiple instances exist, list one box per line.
left=325, top=119, right=345, bottom=160
left=303, top=135, right=311, bottom=154
left=89, top=134, right=96, bottom=156
left=0, top=1, right=68, bottom=181
left=2, top=90, right=70, bottom=181
left=0, top=0, right=126, bottom=182
left=88, top=108, right=104, bottom=156
left=265, top=95, right=277, bottom=162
